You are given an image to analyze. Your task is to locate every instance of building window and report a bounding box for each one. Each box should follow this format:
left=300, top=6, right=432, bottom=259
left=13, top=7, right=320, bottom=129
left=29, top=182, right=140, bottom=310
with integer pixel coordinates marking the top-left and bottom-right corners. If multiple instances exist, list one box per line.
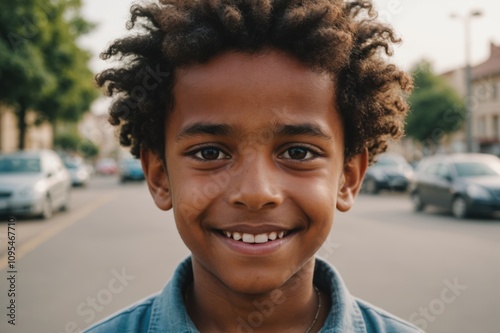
left=476, top=84, right=487, bottom=104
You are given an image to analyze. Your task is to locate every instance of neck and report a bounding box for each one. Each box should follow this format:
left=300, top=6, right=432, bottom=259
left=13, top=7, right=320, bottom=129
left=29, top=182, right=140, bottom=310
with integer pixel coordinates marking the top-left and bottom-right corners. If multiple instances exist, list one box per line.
left=185, top=258, right=329, bottom=333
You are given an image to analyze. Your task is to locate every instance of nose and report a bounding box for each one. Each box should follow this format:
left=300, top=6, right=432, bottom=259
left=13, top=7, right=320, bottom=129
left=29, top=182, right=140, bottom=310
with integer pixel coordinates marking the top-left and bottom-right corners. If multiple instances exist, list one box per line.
left=227, top=155, right=284, bottom=211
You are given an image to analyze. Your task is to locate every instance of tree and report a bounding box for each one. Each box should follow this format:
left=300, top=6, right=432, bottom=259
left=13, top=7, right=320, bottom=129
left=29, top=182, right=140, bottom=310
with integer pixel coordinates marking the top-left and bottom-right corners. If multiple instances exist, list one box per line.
left=406, top=61, right=466, bottom=151
left=79, top=140, right=99, bottom=160
left=0, top=0, right=97, bottom=149
left=54, top=131, right=81, bottom=152
left=54, top=130, right=99, bottom=160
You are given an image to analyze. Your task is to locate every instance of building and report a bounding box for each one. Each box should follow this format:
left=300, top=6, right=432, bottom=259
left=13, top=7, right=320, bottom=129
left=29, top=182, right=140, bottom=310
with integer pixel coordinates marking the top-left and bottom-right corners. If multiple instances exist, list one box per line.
left=0, top=105, right=53, bottom=153
left=78, top=111, right=119, bottom=158
left=441, top=42, right=500, bottom=155
left=0, top=100, right=119, bottom=159
left=472, top=42, right=500, bottom=155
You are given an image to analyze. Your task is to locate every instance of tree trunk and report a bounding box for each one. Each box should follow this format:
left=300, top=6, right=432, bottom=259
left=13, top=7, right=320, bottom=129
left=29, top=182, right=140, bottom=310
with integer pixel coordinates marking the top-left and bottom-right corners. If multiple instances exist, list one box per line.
left=18, top=104, right=27, bottom=150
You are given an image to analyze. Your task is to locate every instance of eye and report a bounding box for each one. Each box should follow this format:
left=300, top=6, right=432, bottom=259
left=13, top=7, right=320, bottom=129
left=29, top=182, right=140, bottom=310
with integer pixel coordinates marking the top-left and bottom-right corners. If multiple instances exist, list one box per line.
left=279, top=146, right=318, bottom=160
left=192, top=147, right=230, bottom=161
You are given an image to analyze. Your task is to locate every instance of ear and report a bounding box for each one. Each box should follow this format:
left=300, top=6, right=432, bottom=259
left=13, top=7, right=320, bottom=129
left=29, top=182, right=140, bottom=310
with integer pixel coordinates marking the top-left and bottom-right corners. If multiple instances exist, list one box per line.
left=140, top=149, right=172, bottom=211
left=336, top=149, right=369, bottom=212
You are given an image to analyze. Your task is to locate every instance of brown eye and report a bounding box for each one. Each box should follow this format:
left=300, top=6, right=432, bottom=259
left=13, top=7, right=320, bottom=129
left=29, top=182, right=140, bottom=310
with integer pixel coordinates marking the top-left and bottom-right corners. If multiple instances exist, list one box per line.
left=280, top=147, right=316, bottom=160
left=194, top=147, right=229, bottom=160
left=287, top=147, right=308, bottom=159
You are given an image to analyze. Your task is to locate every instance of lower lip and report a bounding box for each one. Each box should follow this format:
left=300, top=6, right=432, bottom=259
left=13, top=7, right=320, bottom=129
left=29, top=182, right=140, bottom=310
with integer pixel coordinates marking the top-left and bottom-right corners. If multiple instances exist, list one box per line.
left=215, top=232, right=294, bottom=256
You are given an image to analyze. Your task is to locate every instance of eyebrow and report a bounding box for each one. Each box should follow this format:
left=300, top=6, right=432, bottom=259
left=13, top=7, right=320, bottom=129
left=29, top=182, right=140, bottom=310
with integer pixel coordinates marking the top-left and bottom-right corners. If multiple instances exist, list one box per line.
left=175, top=121, right=332, bottom=142
left=175, top=122, right=233, bottom=142
left=274, top=123, right=332, bottom=141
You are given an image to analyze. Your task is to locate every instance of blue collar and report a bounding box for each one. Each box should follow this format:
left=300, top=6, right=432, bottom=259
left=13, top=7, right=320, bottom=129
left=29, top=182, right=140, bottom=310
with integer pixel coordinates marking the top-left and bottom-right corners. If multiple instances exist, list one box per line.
left=148, top=256, right=367, bottom=333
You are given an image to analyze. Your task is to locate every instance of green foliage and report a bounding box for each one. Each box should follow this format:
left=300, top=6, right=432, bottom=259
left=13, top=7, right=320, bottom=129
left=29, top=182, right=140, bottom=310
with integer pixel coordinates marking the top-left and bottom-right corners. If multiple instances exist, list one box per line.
left=0, top=0, right=98, bottom=148
left=406, top=61, right=466, bottom=146
left=79, top=140, right=99, bottom=159
left=54, top=131, right=81, bottom=152
left=54, top=131, right=99, bottom=159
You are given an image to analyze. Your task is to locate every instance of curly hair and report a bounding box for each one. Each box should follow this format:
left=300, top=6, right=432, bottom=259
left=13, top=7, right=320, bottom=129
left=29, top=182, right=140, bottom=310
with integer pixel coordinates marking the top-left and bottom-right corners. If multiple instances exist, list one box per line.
left=96, top=0, right=412, bottom=164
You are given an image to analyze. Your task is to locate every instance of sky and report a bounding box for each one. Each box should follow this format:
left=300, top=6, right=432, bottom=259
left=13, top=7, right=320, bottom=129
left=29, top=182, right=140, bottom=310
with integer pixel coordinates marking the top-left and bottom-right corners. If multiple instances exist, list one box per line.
left=79, top=0, right=500, bottom=85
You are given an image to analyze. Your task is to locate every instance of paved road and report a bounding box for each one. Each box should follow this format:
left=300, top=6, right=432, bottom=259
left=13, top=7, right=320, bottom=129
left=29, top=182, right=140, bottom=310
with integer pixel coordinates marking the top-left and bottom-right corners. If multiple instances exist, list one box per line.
left=0, top=177, right=498, bottom=333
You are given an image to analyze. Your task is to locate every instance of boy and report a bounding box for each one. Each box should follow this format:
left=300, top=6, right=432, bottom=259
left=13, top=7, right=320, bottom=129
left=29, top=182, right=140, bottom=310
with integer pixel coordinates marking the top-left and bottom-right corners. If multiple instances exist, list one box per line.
left=87, top=0, right=420, bottom=332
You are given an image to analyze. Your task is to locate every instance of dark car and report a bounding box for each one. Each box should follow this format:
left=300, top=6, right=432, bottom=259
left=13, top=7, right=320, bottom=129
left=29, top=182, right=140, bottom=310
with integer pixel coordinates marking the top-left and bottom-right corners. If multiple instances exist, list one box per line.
left=362, top=153, right=414, bottom=194
left=410, top=153, right=500, bottom=219
left=0, top=150, right=71, bottom=219
left=119, top=158, right=145, bottom=182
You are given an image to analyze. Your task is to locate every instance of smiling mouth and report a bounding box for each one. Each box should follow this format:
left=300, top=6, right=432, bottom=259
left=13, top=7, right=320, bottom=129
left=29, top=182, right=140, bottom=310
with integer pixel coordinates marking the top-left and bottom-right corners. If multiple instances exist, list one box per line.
left=219, top=230, right=292, bottom=244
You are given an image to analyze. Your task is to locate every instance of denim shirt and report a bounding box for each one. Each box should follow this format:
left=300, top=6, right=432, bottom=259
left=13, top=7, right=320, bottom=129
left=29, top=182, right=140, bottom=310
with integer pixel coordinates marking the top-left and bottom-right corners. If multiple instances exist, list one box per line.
left=84, top=257, right=423, bottom=333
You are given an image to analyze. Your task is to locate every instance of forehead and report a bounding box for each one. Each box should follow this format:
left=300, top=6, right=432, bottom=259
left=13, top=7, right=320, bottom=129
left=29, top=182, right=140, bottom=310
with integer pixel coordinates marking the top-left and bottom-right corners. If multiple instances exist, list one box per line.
left=169, top=50, right=341, bottom=139
left=175, top=50, right=334, bottom=96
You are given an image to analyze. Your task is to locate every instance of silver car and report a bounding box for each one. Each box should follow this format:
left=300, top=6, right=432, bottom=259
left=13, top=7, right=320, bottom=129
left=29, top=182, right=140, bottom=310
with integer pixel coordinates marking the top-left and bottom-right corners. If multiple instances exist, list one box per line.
left=63, top=156, right=91, bottom=187
left=0, top=150, right=71, bottom=219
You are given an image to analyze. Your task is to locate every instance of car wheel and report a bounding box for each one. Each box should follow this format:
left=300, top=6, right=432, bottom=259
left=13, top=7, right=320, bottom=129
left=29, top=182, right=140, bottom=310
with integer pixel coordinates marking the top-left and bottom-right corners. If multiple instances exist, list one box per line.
left=451, top=196, right=468, bottom=219
left=41, top=196, right=53, bottom=219
left=364, top=178, right=379, bottom=195
left=411, top=191, right=425, bottom=212
left=60, top=189, right=71, bottom=212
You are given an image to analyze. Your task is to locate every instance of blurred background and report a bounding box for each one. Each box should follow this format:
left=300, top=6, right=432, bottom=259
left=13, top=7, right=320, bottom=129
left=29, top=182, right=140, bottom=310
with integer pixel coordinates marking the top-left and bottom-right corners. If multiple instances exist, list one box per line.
left=0, top=0, right=499, bottom=332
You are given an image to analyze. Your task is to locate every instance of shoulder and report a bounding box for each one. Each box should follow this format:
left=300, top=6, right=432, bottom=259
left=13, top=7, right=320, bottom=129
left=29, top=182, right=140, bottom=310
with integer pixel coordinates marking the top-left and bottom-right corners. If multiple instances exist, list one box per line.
left=313, top=258, right=423, bottom=333
left=356, top=298, right=424, bottom=333
left=84, top=257, right=195, bottom=333
left=83, top=295, right=157, bottom=333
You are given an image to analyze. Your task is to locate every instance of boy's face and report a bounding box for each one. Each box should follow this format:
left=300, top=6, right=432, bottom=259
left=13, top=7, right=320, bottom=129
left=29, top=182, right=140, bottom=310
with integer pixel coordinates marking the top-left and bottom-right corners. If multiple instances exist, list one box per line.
left=142, top=50, right=367, bottom=294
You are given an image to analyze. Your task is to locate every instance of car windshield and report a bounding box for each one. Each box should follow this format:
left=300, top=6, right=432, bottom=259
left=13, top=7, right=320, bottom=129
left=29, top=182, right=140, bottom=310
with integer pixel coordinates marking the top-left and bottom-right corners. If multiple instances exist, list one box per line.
left=64, top=161, right=79, bottom=169
left=0, top=157, right=41, bottom=173
left=453, top=161, right=500, bottom=177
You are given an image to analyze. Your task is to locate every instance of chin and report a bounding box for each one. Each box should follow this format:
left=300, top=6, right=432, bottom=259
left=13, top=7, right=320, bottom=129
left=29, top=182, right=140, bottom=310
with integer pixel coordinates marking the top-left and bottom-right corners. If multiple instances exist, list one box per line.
left=226, top=277, right=287, bottom=296
left=221, top=262, right=310, bottom=296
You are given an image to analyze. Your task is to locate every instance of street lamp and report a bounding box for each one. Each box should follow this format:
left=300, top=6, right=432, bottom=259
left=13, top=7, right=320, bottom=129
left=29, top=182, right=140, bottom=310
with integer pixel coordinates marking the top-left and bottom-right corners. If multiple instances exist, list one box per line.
left=451, top=10, right=483, bottom=153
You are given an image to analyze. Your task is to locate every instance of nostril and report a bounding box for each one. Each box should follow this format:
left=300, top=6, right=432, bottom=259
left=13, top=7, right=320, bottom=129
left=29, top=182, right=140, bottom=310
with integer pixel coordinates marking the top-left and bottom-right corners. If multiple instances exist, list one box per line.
left=230, top=198, right=282, bottom=210
left=227, top=181, right=284, bottom=210
left=233, top=201, right=246, bottom=208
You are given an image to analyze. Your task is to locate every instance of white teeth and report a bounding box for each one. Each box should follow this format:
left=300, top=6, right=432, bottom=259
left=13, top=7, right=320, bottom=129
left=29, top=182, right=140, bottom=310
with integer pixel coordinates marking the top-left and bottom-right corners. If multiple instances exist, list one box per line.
left=255, top=234, right=268, bottom=243
left=242, top=233, right=255, bottom=243
left=223, top=230, right=288, bottom=243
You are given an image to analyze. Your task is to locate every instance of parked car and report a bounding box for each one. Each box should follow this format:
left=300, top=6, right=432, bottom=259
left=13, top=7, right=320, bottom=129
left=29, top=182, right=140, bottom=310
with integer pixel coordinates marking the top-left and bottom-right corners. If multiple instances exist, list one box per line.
left=63, top=157, right=91, bottom=187
left=0, top=150, right=71, bottom=219
left=95, top=158, right=118, bottom=175
left=410, top=153, right=500, bottom=218
left=118, top=158, right=145, bottom=182
left=362, top=153, right=414, bottom=194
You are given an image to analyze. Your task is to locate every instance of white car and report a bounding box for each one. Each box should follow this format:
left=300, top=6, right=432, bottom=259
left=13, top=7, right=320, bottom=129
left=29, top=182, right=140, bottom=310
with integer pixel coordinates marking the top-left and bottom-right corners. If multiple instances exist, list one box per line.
left=63, top=156, right=92, bottom=187
left=0, top=150, right=71, bottom=219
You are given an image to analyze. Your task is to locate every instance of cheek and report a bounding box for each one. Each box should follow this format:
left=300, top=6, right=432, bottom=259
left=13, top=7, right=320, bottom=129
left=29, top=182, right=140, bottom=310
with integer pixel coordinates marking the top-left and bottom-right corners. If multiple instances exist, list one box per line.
left=170, top=171, right=224, bottom=223
left=292, top=174, right=338, bottom=237
left=292, top=172, right=339, bottom=211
